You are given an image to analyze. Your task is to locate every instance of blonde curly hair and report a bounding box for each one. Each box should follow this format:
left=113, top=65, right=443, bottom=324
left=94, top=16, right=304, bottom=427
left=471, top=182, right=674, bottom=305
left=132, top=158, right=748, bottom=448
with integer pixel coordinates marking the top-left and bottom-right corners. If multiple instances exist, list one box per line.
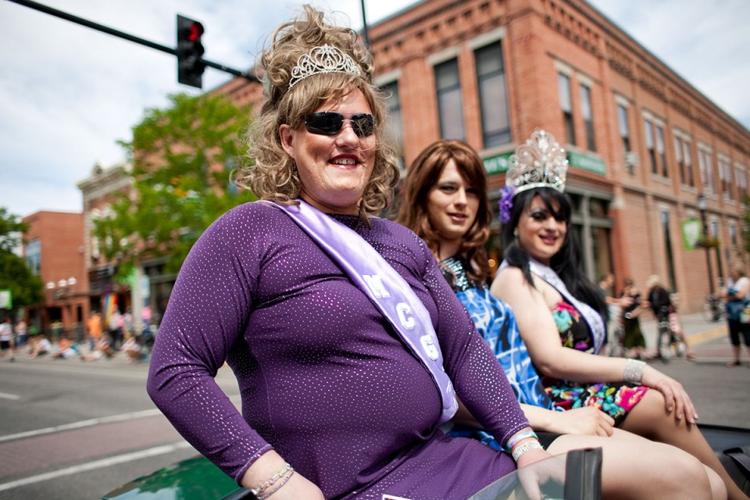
left=237, top=5, right=400, bottom=215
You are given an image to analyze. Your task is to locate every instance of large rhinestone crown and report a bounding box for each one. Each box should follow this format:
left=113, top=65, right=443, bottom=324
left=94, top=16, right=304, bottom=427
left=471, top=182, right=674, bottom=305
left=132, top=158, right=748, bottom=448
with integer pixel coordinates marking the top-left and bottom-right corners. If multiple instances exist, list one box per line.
left=288, top=44, right=362, bottom=89
left=506, top=129, right=568, bottom=195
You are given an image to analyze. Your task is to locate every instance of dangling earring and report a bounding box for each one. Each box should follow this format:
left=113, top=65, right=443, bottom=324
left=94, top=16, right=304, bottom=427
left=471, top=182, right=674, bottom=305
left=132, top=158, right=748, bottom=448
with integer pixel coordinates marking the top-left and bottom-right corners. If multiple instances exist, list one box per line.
left=513, top=228, right=518, bottom=238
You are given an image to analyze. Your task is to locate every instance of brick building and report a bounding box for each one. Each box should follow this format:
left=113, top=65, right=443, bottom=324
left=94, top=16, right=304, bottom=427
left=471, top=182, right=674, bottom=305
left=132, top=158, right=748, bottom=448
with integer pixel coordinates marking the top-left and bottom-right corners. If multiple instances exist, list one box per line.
left=22, top=211, right=87, bottom=337
left=360, top=0, right=749, bottom=312
left=79, top=0, right=750, bottom=315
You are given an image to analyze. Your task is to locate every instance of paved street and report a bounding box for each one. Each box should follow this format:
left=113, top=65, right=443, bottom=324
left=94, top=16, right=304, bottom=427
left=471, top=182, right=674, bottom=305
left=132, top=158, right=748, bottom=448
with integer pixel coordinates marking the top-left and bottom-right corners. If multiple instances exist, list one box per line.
left=0, top=357, right=240, bottom=500
left=0, top=314, right=747, bottom=499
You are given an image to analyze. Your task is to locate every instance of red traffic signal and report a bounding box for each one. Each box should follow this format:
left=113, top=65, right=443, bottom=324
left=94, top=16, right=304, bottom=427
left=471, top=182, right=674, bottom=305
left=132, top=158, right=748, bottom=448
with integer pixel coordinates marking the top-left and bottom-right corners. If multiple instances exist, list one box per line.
left=177, top=15, right=205, bottom=88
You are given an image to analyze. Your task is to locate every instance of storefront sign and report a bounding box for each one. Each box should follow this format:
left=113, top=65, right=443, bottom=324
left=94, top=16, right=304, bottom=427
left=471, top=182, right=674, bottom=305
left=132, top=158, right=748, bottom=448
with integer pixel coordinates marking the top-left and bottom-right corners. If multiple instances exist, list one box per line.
left=483, top=151, right=514, bottom=175
left=681, top=218, right=702, bottom=250
left=567, top=151, right=606, bottom=175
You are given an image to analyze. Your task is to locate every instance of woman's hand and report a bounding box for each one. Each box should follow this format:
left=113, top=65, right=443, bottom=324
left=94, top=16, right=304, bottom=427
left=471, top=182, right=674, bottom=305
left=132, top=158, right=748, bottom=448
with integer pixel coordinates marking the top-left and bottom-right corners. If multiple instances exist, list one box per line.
left=641, top=365, right=698, bottom=424
left=517, top=448, right=564, bottom=500
left=544, top=406, right=614, bottom=437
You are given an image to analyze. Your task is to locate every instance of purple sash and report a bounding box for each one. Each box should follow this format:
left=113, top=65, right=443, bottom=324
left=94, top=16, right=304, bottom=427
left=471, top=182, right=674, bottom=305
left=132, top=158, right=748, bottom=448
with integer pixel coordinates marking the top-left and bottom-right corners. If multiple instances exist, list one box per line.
left=270, top=200, right=458, bottom=424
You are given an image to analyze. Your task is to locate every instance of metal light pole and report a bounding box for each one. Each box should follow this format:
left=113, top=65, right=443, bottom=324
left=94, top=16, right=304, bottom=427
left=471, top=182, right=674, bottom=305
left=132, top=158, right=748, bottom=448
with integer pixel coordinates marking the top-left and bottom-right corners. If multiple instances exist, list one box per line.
left=697, top=194, right=718, bottom=320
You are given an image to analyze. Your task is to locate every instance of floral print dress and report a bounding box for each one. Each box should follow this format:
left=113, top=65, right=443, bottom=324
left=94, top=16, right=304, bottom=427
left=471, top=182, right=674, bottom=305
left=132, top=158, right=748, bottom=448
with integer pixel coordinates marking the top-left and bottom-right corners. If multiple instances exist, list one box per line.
left=544, top=300, right=649, bottom=425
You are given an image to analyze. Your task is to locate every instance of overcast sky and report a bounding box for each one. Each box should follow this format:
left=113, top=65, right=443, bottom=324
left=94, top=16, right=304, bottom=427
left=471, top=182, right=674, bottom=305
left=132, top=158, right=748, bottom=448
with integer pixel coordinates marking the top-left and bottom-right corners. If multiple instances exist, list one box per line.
left=2, top=0, right=748, bottom=218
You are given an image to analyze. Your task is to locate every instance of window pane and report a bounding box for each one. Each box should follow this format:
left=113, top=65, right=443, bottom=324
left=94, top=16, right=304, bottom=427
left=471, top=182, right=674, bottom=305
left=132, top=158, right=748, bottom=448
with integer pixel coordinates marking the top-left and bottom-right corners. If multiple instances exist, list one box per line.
left=435, top=59, right=464, bottom=140
left=617, top=105, right=629, bottom=137
left=558, top=73, right=571, bottom=111
left=476, top=43, right=511, bottom=148
left=476, top=44, right=503, bottom=75
left=439, top=88, right=464, bottom=139
left=580, top=85, right=592, bottom=120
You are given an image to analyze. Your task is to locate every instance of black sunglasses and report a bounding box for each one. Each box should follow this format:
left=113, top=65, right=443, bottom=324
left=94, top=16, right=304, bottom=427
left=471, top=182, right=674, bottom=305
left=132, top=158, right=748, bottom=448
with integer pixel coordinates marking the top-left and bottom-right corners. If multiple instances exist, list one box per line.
left=303, top=112, right=375, bottom=137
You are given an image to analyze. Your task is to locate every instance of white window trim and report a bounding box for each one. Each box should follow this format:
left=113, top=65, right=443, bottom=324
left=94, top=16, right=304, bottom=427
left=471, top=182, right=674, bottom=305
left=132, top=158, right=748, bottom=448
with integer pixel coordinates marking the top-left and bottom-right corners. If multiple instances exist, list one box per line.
left=554, top=60, right=573, bottom=76
left=374, top=69, right=402, bottom=87
left=468, top=26, right=506, bottom=50
left=577, top=72, right=594, bottom=88
left=614, top=94, right=630, bottom=108
left=697, top=142, right=712, bottom=154
left=427, top=46, right=460, bottom=67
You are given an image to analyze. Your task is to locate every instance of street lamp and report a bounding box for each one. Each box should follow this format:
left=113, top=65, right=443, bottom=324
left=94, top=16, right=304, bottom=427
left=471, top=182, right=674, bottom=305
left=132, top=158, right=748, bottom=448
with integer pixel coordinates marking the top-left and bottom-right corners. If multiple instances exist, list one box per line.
left=697, top=193, right=719, bottom=320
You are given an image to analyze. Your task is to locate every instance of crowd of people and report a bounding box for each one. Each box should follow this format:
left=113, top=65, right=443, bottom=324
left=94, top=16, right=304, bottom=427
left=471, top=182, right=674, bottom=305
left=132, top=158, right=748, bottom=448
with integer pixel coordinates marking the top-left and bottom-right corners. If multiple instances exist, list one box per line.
left=0, top=311, right=153, bottom=364
left=141, top=6, right=746, bottom=499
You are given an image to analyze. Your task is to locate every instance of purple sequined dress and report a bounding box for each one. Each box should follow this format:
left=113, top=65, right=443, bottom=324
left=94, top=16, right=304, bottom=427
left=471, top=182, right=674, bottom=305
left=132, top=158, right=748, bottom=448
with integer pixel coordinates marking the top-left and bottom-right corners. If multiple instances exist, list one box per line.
left=147, top=202, right=527, bottom=499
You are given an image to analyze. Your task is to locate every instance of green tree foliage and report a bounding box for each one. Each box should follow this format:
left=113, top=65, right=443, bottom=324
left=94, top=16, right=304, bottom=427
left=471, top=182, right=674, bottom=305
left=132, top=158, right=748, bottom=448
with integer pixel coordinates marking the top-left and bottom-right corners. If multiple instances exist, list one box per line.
left=93, top=93, right=254, bottom=276
left=0, top=208, right=43, bottom=309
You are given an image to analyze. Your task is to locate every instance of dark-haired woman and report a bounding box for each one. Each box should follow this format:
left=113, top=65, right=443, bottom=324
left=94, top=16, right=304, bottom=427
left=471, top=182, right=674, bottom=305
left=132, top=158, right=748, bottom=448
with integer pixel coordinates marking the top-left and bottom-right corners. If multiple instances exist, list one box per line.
left=492, top=130, right=745, bottom=499
left=398, top=138, right=726, bottom=499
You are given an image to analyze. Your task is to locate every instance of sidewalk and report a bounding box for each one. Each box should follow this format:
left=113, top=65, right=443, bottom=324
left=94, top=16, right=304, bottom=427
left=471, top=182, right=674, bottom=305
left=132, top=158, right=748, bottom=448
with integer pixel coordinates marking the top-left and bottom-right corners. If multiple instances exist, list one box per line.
left=640, top=311, right=727, bottom=348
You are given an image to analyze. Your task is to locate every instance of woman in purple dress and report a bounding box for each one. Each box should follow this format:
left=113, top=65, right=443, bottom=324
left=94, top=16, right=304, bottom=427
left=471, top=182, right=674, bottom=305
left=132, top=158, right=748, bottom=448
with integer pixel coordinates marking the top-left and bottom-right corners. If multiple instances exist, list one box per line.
left=492, top=130, right=744, bottom=500
left=147, top=6, right=549, bottom=499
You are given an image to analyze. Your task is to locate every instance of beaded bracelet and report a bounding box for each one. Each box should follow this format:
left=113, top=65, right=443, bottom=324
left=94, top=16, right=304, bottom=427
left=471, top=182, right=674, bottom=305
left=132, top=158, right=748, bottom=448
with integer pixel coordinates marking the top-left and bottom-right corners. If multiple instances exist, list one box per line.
left=256, top=468, right=294, bottom=500
left=250, top=462, right=293, bottom=498
left=504, top=429, right=538, bottom=452
left=511, top=440, right=543, bottom=462
left=623, top=359, right=645, bottom=384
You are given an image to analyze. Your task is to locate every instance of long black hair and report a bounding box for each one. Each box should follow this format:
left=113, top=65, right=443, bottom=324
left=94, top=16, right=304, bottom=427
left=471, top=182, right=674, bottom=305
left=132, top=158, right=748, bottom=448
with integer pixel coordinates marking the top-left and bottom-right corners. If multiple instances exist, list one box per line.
left=502, top=187, right=606, bottom=317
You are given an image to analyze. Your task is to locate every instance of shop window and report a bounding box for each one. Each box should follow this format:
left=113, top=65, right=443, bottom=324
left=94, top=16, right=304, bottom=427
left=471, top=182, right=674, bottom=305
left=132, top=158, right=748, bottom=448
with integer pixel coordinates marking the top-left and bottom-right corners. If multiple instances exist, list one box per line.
left=475, top=43, right=511, bottom=148
left=660, top=210, right=677, bottom=291
left=435, top=59, right=464, bottom=140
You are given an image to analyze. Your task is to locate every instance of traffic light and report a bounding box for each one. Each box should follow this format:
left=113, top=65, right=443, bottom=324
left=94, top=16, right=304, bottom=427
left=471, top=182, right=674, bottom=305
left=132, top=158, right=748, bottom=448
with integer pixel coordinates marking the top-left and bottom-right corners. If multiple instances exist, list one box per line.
left=177, top=15, right=205, bottom=88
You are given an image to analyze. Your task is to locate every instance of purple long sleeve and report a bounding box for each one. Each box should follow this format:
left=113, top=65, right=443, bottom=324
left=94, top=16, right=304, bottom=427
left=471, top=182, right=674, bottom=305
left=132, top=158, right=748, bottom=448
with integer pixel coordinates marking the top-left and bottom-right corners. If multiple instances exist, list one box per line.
left=147, top=202, right=527, bottom=498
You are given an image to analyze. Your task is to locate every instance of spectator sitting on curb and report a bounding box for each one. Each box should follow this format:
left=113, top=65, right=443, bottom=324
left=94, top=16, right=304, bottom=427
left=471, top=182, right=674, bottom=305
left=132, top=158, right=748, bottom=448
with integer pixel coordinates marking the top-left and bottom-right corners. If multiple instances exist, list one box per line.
left=29, top=335, right=52, bottom=358
left=122, top=332, right=145, bottom=363
left=80, top=337, right=114, bottom=362
left=52, top=338, right=80, bottom=360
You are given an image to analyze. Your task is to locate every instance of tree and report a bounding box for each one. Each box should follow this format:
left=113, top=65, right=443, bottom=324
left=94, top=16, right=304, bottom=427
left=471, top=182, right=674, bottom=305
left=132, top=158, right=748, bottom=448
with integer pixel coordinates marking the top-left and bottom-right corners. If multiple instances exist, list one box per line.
left=94, top=93, right=255, bottom=277
left=0, top=208, right=43, bottom=310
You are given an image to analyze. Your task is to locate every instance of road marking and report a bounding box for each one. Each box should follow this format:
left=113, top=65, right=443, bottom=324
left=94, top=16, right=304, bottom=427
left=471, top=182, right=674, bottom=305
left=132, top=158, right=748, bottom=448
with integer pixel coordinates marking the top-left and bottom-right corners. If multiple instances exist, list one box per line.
left=0, top=394, right=242, bottom=443
left=0, top=408, right=161, bottom=443
left=0, top=392, right=20, bottom=400
left=0, top=441, right=193, bottom=493
left=687, top=326, right=727, bottom=346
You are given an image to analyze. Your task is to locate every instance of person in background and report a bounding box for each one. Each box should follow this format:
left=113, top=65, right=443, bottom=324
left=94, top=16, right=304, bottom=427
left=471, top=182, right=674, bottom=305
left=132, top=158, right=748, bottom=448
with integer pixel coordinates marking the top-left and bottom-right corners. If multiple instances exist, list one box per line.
left=147, top=7, right=550, bottom=499
left=86, top=310, right=102, bottom=352
left=645, top=274, right=693, bottom=360
left=0, top=316, right=14, bottom=361
left=14, top=318, right=28, bottom=350
left=492, top=129, right=745, bottom=499
left=620, top=278, right=647, bottom=360
left=723, top=264, right=750, bottom=366
left=398, top=138, right=725, bottom=499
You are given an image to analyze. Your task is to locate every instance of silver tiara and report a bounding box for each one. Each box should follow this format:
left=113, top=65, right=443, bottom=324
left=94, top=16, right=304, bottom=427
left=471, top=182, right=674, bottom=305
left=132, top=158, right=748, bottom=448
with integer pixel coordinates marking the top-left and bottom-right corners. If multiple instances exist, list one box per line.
left=506, top=129, right=568, bottom=195
left=288, top=44, right=362, bottom=89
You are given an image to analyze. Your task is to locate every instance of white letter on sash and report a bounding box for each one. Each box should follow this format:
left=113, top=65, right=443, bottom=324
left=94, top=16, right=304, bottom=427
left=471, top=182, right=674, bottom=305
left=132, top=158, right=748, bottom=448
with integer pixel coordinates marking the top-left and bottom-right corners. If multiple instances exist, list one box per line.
left=363, top=274, right=390, bottom=298
left=396, top=302, right=415, bottom=329
left=420, top=334, right=440, bottom=360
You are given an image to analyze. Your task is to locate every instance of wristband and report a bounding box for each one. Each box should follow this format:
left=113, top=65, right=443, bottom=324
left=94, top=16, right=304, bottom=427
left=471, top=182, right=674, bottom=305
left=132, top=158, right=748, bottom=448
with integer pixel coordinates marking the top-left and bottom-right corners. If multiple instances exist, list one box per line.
left=504, top=429, right=538, bottom=452
left=623, top=359, right=645, bottom=384
left=511, top=440, right=543, bottom=461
